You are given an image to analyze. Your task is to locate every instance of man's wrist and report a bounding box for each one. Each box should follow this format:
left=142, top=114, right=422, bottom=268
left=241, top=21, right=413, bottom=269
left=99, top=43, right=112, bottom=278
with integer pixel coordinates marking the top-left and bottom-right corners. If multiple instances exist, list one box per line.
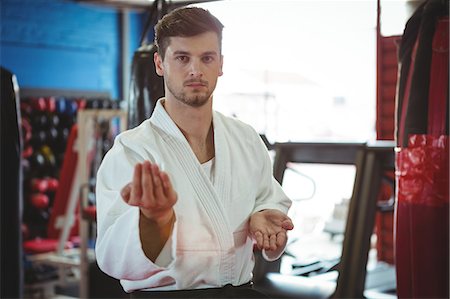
left=140, top=209, right=174, bottom=228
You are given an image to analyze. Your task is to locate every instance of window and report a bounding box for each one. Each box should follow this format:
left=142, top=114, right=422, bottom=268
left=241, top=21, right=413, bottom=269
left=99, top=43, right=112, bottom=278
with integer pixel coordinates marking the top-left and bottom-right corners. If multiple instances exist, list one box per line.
left=199, top=0, right=377, bottom=143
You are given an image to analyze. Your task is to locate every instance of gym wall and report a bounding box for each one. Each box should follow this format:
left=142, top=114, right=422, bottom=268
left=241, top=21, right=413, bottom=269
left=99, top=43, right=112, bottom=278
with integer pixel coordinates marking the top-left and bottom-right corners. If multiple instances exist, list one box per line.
left=0, top=0, right=145, bottom=100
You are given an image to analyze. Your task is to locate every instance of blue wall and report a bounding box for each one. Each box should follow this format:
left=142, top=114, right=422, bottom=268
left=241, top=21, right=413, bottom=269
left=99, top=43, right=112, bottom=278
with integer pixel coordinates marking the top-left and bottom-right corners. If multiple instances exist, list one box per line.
left=0, top=0, right=144, bottom=100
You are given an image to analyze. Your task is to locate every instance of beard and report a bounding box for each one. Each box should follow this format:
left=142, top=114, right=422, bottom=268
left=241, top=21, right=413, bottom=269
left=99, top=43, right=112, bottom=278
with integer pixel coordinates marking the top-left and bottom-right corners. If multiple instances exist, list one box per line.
left=166, top=79, right=213, bottom=108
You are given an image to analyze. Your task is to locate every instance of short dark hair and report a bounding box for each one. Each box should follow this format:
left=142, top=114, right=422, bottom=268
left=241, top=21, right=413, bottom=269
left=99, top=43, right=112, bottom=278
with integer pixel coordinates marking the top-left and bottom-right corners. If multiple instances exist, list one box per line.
left=154, top=6, right=224, bottom=60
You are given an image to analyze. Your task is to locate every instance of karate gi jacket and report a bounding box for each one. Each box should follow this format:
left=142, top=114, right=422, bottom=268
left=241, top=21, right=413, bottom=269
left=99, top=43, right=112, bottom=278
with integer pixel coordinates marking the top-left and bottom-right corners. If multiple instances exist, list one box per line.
left=95, top=99, right=292, bottom=292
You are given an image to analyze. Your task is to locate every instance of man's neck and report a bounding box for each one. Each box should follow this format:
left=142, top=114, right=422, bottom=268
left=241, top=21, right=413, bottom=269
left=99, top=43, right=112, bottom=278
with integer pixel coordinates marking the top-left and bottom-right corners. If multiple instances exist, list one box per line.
left=163, top=97, right=215, bottom=163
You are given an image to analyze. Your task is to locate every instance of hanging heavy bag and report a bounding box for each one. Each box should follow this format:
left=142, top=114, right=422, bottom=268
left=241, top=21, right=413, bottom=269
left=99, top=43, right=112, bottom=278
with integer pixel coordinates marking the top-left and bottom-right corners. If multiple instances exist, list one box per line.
left=127, top=0, right=165, bottom=129
left=128, top=44, right=164, bottom=129
left=394, top=1, right=449, bottom=298
left=1, top=66, right=24, bottom=299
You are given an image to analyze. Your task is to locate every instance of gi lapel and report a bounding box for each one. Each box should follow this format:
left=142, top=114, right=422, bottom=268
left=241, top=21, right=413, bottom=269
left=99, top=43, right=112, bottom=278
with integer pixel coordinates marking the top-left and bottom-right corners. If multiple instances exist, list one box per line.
left=150, top=100, right=234, bottom=249
left=212, top=112, right=232, bottom=216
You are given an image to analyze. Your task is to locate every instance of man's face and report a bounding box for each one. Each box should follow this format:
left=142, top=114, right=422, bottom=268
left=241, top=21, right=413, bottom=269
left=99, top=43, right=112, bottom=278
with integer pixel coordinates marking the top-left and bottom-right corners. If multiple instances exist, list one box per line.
left=154, top=32, right=223, bottom=108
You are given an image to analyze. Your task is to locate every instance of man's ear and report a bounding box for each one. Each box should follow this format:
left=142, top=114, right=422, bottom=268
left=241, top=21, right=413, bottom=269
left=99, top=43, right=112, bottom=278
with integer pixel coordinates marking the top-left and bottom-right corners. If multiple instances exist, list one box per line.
left=219, top=55, right=224, bottom=77
left=154, top=52, right=164, bottom=76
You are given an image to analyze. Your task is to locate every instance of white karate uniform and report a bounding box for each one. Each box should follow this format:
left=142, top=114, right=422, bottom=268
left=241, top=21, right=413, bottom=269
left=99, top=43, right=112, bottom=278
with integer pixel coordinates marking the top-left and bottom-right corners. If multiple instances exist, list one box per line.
left=95, top=99, right=292, bottom=293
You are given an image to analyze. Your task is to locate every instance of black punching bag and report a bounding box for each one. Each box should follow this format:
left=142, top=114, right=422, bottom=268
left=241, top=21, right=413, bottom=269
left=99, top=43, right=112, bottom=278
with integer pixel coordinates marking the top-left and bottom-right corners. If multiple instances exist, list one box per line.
left=1, top=66, right=24, bottom=299
left=127, top=43, right=164, bottom=129
left=127, top=0, right=165, bottom=129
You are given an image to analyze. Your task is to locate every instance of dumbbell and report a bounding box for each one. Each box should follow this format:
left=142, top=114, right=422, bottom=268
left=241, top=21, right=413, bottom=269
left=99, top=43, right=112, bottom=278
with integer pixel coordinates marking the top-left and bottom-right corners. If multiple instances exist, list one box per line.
left=111, top=100, right=120, bottom=109
left=56, top=97, right=67, bottom=114
left=31, top=97, right=47, bottom=112
left=30, top=130, right=47, bottom=148
left=47, top=127, right=58, bottom=146
left=30, top=176, right=57, bottom=191
left=40, top=146, right=57, bottom=176
left=22, top=118, right=32, bottom=143
left=31, top=178, right=49, bottom=193
left=102, top=99, right=112, bottom=109
left=49, top=114, right=60, bottom=127
left=77, top=98, right=87, bottom=110
left=30, top=113, right=49, bottom=129
left=86, top=99, right=99, bottom=109
left=29, top=147, right=56, bottom=177
left=22, top=145, right=33, bottom=159
left=29, top=150, right=45, bottom=171
left=20, top=102, right=33, bottom=116
left=44, top=97, right=56, bottom=113
left=30, top=193, right=49, bottom=210
left=54, top=127, right=70, bottom=152
left=47, top=178, right=59, bottom=192
left=87, top=98, right=112, bottom=109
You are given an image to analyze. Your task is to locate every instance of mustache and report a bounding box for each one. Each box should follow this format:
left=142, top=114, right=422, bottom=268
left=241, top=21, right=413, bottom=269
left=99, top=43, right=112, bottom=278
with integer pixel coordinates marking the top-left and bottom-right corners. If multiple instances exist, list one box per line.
left=183, top=79, right=208, bottom=86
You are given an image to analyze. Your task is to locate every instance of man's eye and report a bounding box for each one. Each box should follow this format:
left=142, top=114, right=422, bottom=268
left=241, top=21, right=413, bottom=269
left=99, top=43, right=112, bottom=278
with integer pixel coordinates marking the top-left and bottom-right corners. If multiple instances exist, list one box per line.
left=176, top=56, right=188, bottom=62
left=202, top=56, right=214, bottom=63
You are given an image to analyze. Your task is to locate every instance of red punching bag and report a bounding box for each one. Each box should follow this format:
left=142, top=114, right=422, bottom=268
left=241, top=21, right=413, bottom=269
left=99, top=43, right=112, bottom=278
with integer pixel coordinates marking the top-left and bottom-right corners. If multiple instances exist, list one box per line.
left=394, top=0, right=449, bottom=298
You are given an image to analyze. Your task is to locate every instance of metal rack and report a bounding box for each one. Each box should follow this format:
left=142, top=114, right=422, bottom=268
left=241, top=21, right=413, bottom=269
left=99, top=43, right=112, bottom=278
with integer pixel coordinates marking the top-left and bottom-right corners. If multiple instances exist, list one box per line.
left=77, top=109, right=127, bottom=298
left=254, top=140, right=396, bottom=298
left=21, top=88, right=127, bottom=298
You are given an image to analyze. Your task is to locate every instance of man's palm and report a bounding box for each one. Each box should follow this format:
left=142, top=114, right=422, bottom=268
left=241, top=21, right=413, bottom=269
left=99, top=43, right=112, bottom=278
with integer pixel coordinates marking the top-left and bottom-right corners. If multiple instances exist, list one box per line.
left=249, top=209, right=293, bottom=251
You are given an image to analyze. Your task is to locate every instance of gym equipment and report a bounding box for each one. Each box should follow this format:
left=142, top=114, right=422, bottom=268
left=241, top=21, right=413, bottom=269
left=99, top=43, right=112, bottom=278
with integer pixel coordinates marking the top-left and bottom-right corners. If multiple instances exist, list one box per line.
left=22, top=117, right=32, bottom=142
left=47, top=178, right=59, bottom=192
left=254, top=141, right=395, bottom=299
left=21, top=101, right=33, bottom=116
left=48, top=127, right=59, bottom=146
left=31, top=113, right=49, bottom=128
left=77, top=98, right=87, bottom=110
left=56, top=98, right=67, bottom=114
left=47, top=125, right=80, bottom=240
left=40, top=145, right=57, bottom=176
left=76, top=109, right=127, bottom=298
left=26, top=109, right=127, bottom=298
left=394, top=1, right=449, bottom=297
left=127, top=0, right=165, bottom=129
left=1, top=66, right=24, bottom=299
left=30, top=193, right=50, bottom=210
left=31, top=178, right=49, bottom=193
left=45, top=97, right=57, bottom=113
left=24, top=239, right=73, bottom=255
left=50, top=114, right=60, bottom=127
left=32, top=97, right=47, bottom=112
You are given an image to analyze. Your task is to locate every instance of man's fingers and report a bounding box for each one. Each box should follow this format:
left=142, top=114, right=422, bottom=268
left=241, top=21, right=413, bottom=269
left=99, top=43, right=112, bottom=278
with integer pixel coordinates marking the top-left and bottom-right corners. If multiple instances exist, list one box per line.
left=254, top=231, right=263, bottom=249
left=160, top=171, right=177, bottom=204
left=121, top=183, right=132, bottom=203
left=141, top=161, right=154, bottom=208
left=124, top=162, right=177, bottom=217
left=263, top=234, right=270, bottom=250
left=269, top=234, right=277, bottom=251
left=282, top=219, right=294, bottom=230
left=276, top=231, right=287, bottom=247
left=130, top=163, right=143, bottom=202
left=151, top=164, right=165, bottom=204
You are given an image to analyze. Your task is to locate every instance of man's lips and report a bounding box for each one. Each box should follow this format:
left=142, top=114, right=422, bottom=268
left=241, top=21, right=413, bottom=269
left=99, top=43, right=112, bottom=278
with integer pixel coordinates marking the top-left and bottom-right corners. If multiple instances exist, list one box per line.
left=184, top=80, right=207, bottom=87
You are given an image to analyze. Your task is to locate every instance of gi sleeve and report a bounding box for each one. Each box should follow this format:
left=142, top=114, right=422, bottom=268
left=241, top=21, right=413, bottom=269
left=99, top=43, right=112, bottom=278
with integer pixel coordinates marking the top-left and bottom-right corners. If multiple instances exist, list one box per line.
left=252, top=131, right=292, bottom=214
left=250, top=130, right=292, bottom=261
left=95, top=139, right=177, bottom=280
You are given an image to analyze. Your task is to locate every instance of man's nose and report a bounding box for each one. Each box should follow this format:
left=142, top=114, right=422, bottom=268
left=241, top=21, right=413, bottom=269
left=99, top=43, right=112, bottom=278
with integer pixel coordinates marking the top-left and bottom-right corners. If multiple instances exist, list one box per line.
left=189, top=60, right=203, bottom=77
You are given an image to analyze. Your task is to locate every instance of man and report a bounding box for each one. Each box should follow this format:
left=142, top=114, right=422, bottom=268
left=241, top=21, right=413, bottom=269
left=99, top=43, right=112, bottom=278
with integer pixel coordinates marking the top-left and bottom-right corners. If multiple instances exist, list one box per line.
left=95, top=6, right=293, bottom=298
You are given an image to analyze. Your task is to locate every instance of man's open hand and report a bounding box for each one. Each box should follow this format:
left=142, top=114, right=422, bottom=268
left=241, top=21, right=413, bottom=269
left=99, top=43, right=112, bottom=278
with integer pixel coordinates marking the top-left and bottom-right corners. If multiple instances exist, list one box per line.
left=249, top=209, right=294, bottom=251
